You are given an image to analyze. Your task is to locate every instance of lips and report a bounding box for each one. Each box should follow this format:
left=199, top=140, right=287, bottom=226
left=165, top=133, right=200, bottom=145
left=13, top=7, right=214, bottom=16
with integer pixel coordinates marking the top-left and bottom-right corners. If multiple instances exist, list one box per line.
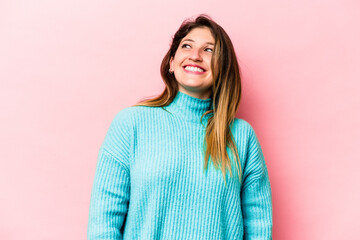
left=183, top=64, right=206, bottom=73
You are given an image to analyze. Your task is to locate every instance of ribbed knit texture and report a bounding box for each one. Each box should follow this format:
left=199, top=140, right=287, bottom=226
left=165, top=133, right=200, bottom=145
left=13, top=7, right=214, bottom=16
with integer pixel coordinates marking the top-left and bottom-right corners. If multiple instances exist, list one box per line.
left=88, top=91, right=272, bottom=240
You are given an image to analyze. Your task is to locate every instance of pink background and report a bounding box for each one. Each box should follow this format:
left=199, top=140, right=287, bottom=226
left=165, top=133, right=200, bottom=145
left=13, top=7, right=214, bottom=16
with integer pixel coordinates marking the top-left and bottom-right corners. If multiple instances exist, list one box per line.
left=1, top=0, right=359, bottom=239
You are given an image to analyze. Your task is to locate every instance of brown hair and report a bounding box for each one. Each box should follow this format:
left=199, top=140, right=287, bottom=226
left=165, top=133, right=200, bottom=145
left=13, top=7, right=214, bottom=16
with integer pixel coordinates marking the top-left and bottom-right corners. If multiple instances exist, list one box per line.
left=135, top=14, right=242, bottom=182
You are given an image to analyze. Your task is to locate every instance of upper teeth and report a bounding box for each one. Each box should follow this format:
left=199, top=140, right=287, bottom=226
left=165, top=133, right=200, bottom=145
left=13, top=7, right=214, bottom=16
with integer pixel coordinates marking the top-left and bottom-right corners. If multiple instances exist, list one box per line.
left=185, top=66, right=204, bottom=72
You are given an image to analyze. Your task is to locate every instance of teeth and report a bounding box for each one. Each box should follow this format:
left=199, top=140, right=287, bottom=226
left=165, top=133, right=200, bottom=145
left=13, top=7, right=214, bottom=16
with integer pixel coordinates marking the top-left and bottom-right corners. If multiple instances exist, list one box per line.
left=185, top=66, right=204, bottom=72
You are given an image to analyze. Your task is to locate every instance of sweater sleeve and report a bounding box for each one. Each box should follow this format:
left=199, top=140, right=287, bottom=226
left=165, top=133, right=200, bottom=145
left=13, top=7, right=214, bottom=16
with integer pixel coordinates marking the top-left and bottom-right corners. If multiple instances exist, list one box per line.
left=241, top=126, right=273, bottom=239
left=87, top=110, right=134, bottom=240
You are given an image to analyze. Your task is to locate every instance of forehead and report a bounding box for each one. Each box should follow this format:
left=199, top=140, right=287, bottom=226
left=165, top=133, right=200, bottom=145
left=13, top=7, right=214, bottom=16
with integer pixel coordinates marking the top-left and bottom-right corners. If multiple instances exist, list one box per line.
left=182, top=27, right=215, bottom=44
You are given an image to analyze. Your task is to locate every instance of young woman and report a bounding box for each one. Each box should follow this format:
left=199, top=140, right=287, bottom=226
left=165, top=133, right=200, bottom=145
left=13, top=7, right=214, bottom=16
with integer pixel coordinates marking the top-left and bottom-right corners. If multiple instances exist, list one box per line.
left=88, top=15, right=272, bottom=239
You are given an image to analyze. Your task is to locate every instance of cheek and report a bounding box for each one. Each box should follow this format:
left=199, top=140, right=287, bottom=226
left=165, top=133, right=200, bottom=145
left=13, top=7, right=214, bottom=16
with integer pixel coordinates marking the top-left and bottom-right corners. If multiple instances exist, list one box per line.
left=206, top=55, right=213, bottom=64
left=173, top=51, right=186, bottom=64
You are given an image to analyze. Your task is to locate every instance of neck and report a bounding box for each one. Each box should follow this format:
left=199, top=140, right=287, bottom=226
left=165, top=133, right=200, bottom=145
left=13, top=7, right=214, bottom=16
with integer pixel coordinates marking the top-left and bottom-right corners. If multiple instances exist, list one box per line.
left=177, top=88, right=212, bottom=100
left=164, top=91, right=213, bottom=124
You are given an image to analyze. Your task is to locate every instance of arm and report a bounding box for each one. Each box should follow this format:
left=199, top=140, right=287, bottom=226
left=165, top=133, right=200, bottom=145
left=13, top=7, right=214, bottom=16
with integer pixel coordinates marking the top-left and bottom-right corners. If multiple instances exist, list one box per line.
left=241, top=127, right=272, bottom=239
left=87, top=110, right=133, bottom=240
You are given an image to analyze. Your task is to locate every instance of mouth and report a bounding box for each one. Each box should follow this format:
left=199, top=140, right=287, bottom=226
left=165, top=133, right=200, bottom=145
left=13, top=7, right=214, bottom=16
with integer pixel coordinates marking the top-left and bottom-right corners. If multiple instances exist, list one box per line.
left=183, top=65, right=206, bottom=73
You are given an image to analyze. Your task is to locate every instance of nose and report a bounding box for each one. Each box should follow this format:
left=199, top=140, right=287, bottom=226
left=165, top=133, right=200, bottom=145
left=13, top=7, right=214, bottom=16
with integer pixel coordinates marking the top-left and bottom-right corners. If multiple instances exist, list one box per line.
left=189, top=48, right=203, bottom=62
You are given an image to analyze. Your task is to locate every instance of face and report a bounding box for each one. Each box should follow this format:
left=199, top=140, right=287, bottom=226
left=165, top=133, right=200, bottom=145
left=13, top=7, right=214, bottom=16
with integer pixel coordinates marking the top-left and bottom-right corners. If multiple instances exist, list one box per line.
left=170, top=27, right=215, bottom=99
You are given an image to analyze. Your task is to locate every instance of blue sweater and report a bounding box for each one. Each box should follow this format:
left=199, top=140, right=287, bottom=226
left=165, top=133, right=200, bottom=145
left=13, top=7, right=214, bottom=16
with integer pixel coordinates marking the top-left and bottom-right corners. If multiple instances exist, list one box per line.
left=88, top=91, right=272, bottom=239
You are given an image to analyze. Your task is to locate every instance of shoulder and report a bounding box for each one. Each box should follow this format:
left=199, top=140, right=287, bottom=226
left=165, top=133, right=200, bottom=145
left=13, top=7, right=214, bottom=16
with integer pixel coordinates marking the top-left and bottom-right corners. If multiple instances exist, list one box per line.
left=107, top=105, right=168, bottom=138
left=102, top=106, right=155, bottom=159
left=230, top=118, right=263, bottom=156
left=104, top=106, right=149, bottom=144
left=231, top=118, right=257, bottom=140
left=112, top=105, right=147, bottom=121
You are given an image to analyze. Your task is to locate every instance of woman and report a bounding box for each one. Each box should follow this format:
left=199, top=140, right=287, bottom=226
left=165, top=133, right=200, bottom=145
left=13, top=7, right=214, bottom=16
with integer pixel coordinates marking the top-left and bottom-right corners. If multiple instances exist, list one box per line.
left=88, top=15, right=272, bottom=239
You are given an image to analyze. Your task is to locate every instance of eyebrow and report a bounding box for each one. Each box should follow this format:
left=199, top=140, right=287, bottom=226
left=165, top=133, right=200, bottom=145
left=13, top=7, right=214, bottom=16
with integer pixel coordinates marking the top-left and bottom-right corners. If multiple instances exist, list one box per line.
left=182, top=38, right=215, bottom=46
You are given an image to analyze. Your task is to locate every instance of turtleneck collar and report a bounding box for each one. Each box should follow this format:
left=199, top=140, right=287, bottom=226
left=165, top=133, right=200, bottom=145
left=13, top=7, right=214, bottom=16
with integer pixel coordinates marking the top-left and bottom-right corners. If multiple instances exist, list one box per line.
left=164, top=91, right=213, bottom=124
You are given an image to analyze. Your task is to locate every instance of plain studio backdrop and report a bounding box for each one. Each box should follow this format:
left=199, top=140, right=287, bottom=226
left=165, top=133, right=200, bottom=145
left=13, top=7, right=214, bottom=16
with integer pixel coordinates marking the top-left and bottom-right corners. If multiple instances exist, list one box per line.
left=1, top=0, right=359, bottom=239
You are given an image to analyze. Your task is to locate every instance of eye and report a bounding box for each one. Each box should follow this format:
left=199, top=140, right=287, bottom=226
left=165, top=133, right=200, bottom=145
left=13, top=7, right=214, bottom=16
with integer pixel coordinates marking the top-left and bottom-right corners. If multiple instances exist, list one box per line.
left=204, top=47, right=213, bottom=53
left=181, top=43, right=191, bottom=49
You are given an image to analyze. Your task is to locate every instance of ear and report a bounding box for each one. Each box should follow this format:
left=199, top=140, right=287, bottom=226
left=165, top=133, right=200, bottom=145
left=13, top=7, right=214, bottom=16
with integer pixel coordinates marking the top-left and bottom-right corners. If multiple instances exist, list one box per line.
left=169, top=57, right=174, bottom=72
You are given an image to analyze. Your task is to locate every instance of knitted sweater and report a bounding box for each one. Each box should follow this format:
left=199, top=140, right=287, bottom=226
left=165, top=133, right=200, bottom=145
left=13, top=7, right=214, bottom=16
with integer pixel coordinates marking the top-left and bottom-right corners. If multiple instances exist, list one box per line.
left=87, top=91, right=272, bottom=239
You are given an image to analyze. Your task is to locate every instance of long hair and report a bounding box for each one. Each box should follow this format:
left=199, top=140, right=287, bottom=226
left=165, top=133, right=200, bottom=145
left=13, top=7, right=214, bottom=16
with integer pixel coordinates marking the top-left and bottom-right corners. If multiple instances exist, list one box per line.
left=135, top=14, right=242, bottom=182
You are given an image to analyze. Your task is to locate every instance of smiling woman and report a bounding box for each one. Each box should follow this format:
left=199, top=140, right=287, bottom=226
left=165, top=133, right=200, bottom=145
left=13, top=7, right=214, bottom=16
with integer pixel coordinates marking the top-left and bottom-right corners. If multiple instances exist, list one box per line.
left=169, top=27, right=214, bottom=99
left=87, top=14, right=273, bottom=240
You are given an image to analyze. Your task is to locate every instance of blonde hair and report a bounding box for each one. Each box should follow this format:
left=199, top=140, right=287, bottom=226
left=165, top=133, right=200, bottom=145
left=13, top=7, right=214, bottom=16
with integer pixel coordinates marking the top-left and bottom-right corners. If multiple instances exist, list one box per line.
left=134, top=15, right=242, bottom=182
